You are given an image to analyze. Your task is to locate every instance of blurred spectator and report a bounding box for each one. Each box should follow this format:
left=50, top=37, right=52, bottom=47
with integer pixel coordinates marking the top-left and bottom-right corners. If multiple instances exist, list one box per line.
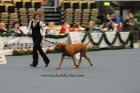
left=47, top=22, right=58, bottom=35
left=59, top=22, right=69, bottom=34
left=74, top=22, right=84, bottom=32
left=123, top=13, right=135, bottom=31
left=40, top=0, right=47, bottom=4
left=105, top=14, right=112, bottom=23
left=112, top=21, right=119, bottom=32
left=69, top=23, right=76, bottom=32
left=129, top=13, right=135, bottom=20
left=11, top=21, right=23, bottom=34
left=0, top=22, right=7, bottom=33
left=111, top=13, right=121, bottom=24
left=99, top=22, right=108, bottom=32
left=111, top=13, right=123, bottom=31
left=85, top=21, right=94, bottom=32
left=107, top=21, right=118, bottom=32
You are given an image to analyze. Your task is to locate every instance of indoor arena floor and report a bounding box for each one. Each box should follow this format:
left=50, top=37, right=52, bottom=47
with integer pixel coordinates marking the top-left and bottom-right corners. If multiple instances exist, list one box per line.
left=0, top=49, right=140, bottom=93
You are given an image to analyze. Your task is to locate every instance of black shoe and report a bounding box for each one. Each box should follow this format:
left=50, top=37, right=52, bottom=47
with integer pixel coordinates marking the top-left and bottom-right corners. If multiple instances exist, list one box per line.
left=30, top=64, right=37, bottom=67
left=45, top=62, right=50, bottom=67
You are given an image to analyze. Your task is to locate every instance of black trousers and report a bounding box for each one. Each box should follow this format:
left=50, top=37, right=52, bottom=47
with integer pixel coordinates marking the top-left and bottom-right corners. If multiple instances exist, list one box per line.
left=32, top=36, right=50, bottom=65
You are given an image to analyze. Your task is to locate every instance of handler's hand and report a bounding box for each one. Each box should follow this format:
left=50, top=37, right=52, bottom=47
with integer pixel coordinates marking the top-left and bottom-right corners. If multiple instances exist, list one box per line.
left=24, top=32, right=29, bottom=35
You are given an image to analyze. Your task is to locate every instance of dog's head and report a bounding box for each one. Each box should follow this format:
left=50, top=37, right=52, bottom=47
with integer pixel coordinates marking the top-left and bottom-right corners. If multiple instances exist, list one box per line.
left=55, top=43, right=66, bottom=52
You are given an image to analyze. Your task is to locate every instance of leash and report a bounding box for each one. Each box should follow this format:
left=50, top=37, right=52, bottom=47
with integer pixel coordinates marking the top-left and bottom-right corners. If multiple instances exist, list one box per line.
left=44, top=39, right=56, bottom=45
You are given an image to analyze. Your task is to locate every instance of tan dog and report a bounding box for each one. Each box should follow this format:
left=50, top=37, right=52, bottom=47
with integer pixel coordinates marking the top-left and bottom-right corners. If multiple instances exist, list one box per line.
left=55, top=39, right=93, bottom=69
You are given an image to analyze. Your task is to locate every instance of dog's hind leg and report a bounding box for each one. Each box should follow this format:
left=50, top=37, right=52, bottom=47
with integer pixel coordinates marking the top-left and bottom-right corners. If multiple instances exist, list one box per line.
left=72, top=56, right=79, bottom=68
left=56, top=54, right=65, bottom=70
left=83, top=54, right=93, bottom=66
left=76, top=53, right=83, bottom=68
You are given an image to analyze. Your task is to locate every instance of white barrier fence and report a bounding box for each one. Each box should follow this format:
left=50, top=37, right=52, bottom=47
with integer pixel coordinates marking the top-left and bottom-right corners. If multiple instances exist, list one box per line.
left=0, top=32, right=131, bottom=55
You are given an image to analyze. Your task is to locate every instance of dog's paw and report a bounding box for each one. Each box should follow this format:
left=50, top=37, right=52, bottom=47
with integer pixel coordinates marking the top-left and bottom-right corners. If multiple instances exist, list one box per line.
left=75, top=65, right=80, bottom=68
left=55, top=67, right=60, bottom=70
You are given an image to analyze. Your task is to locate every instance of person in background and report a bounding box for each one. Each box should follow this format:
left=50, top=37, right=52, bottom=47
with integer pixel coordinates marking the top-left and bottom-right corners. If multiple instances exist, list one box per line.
left=85, top=21, right=94, bottom=32
left=111, top=13, right=123, bottom=31
left=111, top=13, right=121, bottom=25
left=40, top=0, right=47, bottom=4
left=0, top=22, right=7, bottom=33
left=99, top=22, right=108, bottom=32
left=123, top=13, right=135, bottom=31
left=59, top=22, right=69, bottom=34
left=111, top=21, right=119, bottom=32
left=69, top=23, right=76, bottom=32
left=27, top=12, right=50, bottom=67
left=74, top=22, right=84, bottom=32
left=105, top=14, right=112, bottom=23
left=11, top=21, right=24, bottom=34
left=47, top=22, right=58, bottom=35
left=129, top=13, right=135, bottom=21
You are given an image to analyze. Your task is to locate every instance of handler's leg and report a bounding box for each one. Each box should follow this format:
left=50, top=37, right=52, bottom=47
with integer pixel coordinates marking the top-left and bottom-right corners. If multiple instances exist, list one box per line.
left=30, top=38, right=38, bottom=67
left=35, top=38, right=50, bottom=67
left=32, top=46, right=38, bottom=65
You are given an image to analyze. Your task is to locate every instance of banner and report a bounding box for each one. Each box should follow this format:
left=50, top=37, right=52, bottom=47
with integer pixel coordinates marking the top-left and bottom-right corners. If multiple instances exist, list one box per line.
left=0, top=32, right=132, bottom=55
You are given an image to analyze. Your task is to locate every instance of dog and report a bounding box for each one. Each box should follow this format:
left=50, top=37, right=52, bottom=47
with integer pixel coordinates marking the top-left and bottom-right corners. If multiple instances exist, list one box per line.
left=55, top=38, right=93, bottom=70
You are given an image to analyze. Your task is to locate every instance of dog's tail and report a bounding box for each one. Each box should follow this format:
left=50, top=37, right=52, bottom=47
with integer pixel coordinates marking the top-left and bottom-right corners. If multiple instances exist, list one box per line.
left=86, top=35, right=91, bottom=45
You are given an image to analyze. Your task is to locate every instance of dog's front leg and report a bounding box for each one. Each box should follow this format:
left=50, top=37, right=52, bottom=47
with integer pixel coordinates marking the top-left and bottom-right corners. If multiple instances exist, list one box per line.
left=72, top=56, right=78, bottom=68
left=56, top=54, right=65, bottom=70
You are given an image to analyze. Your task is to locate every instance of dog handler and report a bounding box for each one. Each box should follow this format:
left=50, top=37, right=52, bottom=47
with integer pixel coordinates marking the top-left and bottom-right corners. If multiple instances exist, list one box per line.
left=27, top=12, right=50, bottom=67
